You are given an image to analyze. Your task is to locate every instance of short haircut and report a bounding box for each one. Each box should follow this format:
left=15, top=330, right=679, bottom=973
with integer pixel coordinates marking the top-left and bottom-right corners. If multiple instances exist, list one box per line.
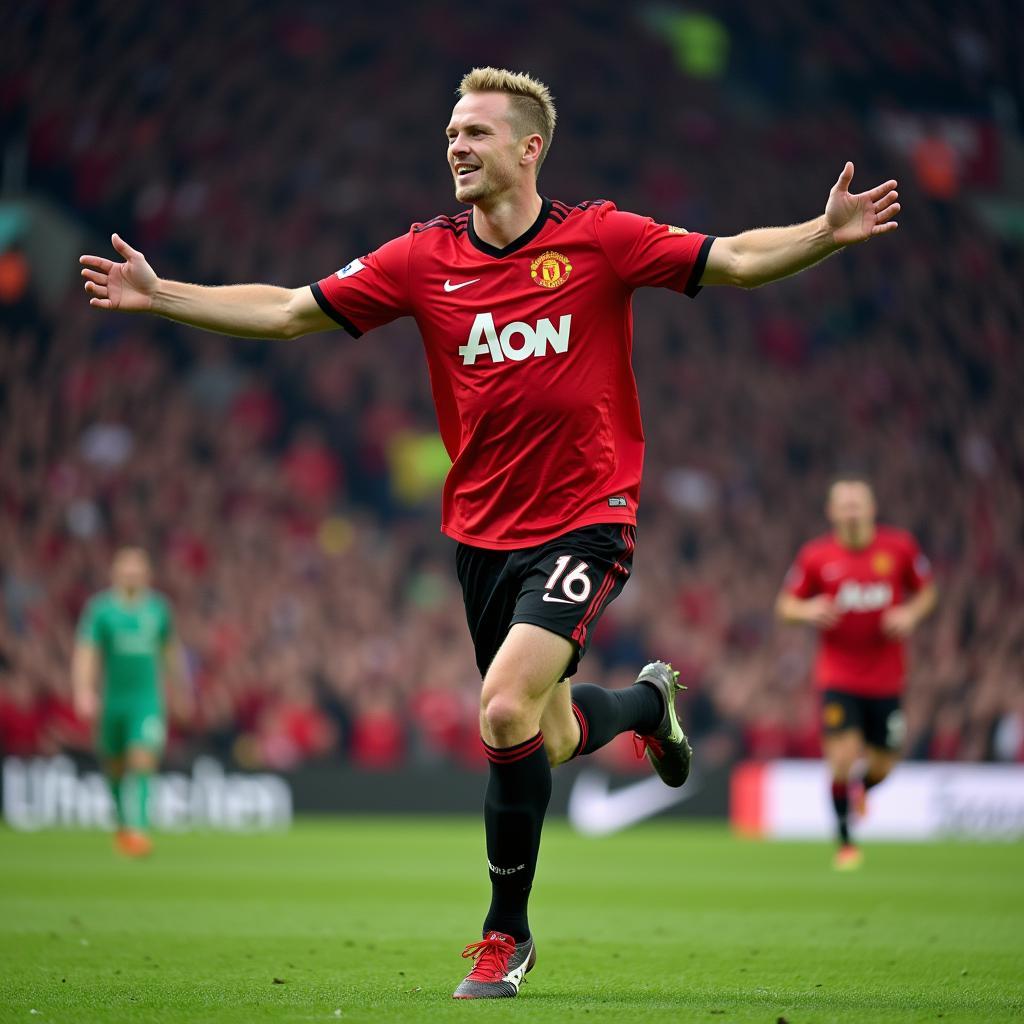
left=827, top=473, right=874, bottom=498
left=113, top=545, right=149, bottom=561
left=458, top=67, right=557, bottom=169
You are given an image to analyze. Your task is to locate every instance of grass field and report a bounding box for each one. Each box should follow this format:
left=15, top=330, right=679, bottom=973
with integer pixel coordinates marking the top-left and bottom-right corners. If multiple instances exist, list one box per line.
left=0, top=819, right=1021, bottom=1024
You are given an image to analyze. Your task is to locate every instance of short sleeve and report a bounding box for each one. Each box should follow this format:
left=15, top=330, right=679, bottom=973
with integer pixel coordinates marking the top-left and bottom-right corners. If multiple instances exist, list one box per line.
left=594, top=207, right=715, bottom=296
left=310, top=232, right=413, bottom=337
left=783, top=545, right=819, bottom=599
left=76, top=598, right=102, bottom=645
left=901, top=535, right=933, bottom=592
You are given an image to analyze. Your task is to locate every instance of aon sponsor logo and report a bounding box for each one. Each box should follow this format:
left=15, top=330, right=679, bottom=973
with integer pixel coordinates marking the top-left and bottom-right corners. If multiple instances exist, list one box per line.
left=834, top=580, right=893, bottom=613
left=459, top=312, right=572, bottom=365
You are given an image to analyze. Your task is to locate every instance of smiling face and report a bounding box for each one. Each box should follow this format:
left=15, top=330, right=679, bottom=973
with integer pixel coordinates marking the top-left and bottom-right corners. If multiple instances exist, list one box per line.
left=446, top=91, right=542, bottom=206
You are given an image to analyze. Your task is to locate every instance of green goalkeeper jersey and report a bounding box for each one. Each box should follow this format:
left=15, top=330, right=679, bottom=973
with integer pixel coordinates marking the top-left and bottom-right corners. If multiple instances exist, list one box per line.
left=76, top=589, right=173, bottom=708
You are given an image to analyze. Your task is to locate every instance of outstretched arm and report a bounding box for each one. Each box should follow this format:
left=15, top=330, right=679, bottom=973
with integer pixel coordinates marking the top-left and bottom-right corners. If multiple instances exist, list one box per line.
left=701, top=162, right=900, bottom=289
left=80, top=234, right=335, bottom=339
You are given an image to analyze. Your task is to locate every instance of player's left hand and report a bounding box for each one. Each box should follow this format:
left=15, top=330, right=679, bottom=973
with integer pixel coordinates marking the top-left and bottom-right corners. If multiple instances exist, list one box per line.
left=881, top=605, right=917, bottom=639
left=825, top=162, right=900, bottom=247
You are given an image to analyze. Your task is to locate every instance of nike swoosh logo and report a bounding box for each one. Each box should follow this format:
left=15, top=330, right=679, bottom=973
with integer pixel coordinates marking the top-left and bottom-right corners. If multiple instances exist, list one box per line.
left=444, top=278, right=480, bottom=292
left=504, top=959, right=529, bottom=989
left=541, top=594, right=575, bottom=604
left=567, top=769, right=701, bottom=836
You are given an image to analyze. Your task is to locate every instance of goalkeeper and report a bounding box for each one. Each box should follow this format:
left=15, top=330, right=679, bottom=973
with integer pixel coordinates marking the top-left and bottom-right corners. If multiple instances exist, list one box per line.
left=72, top=548, right=184, bottom=856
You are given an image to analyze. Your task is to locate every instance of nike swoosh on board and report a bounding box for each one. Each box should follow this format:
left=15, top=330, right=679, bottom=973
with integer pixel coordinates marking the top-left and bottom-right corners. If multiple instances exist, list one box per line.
left=567, top=769, right=701, bottom=836
left=444, top=278, right=481, bottom=292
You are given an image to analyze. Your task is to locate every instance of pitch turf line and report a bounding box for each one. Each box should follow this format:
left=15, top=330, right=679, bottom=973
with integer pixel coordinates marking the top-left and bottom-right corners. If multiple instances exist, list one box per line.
left=0, top=819, right=1021, bottom=1023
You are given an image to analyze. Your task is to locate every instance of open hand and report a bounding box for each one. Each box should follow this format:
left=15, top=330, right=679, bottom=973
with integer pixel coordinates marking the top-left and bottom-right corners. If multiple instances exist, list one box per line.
left=825, top=162, right=900, bottom=247
left=79, top=233, right=158, bottom=311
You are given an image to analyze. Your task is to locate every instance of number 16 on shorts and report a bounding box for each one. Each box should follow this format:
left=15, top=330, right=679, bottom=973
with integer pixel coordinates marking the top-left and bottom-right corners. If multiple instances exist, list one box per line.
left=542, top=556, right=592, bottom=604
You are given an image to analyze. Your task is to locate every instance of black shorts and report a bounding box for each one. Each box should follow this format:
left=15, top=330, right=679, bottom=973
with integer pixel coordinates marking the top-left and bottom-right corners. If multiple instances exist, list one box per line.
left=821, top=690, right=905, bottom=751
left=455, top=523, right=636, bottom=679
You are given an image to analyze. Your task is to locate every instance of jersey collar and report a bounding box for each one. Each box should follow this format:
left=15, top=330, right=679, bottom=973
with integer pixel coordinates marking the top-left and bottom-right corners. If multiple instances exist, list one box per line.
left=467, top=197, right=553, bottom=258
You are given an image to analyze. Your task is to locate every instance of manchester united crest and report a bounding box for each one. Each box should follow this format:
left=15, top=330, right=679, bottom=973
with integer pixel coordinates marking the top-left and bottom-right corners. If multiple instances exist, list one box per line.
left=872, top=551, right=894, bottom=576
left=530, top=250, right=572, bottom=288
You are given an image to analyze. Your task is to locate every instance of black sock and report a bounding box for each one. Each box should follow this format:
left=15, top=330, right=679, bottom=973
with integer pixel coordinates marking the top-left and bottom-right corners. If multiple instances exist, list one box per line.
left=831, top=779, right=851, bottom=845
left=482, top=733, right=551, bottom=943
left=569, top=682, right=663, bottom=758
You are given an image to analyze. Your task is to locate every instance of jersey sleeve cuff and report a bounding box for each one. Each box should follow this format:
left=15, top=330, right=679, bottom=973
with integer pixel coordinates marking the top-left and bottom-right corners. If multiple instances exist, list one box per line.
left=309, top=282, right=363, bottom=338
left=683, top=235, right=717, bottom=298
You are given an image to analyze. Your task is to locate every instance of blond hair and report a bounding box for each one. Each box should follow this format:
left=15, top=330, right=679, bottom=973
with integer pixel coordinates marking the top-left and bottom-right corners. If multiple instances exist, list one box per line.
left=458, top=67, right=556, bottom=169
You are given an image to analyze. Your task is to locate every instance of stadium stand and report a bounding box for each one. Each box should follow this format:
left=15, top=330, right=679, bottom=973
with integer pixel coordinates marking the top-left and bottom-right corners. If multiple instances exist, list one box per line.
left=1, top=0, right=1022, bottom=769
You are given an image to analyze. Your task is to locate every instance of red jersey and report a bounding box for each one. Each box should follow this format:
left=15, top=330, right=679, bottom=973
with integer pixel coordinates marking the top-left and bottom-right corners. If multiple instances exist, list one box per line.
left=783, top=525, right=933, bottom=696
left=312, top=198, right=714, bottom=549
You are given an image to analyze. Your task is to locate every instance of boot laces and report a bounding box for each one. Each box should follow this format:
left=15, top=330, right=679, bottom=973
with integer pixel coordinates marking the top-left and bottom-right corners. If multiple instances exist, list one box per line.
left=461, top=933, right=516, bottom=981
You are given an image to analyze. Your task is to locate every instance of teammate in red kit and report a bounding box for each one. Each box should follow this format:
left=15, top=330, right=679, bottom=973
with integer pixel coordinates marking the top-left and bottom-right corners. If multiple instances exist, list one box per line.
left=777, top=477, right=936, bottom=870
left=80, top=67, right=903, bottom=996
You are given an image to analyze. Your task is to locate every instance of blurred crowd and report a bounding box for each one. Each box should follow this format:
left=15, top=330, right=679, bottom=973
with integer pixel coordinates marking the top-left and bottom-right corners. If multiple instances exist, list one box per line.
left=1, top=1, right=1022, bottom=771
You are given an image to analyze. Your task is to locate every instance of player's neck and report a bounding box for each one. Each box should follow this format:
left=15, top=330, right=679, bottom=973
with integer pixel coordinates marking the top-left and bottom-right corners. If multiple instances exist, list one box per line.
left=835, top=525, right=876, bottom=550
left=471, top=190, right=543, bottom=250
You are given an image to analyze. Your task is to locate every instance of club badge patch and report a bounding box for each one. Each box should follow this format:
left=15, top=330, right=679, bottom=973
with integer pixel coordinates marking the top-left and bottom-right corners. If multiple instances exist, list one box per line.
left=872, top=551, right=894, bottom=576
left=530, top=251, right=572, bottom=289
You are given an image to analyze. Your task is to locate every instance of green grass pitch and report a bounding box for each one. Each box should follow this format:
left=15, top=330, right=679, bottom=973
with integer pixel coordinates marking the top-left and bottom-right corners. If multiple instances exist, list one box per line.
left=1, top=819, right=1021, bottom=1023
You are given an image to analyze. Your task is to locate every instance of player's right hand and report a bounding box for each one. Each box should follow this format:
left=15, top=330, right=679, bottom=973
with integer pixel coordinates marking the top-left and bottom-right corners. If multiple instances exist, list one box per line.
left=803, top=595, right=840, bottom=629
left=79, top=234, right=158, bottom=312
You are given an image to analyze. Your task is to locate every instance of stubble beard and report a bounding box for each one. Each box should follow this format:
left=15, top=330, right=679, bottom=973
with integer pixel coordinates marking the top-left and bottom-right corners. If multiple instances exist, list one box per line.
left=454, top=161, right=517, bottom=207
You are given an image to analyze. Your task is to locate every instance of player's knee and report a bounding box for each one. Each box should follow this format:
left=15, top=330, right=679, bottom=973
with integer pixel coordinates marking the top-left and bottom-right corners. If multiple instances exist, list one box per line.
left=828, top=752, right=859, bottom=781
left=126, top=748, right=157, bottom=773
left=825, top=733, right=861, bottom=779
left=480, top=692, right=534, bottom=745
left=866, top=754, right=896, bottom=783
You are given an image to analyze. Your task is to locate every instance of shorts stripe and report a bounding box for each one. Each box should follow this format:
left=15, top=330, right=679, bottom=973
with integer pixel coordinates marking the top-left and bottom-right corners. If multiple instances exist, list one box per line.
left=571, top=525, right=634, bottom=648
left=572, top=573, right=615, bottom=648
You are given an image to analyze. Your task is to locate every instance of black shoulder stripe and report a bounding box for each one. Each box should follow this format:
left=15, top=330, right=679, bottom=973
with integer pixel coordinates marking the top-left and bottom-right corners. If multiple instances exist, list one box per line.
left=683, top=235, right=717, bottom=299
left=414, top=212, right=470, bottom=233
left=575, top=199, right=609, bottom=211
left=414, top=221, right=468, bottom=235
left=310, top=282, right=363, bottom=338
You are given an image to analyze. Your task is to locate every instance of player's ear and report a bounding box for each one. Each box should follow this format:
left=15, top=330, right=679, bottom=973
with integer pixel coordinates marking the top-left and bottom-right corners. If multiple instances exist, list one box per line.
left=521, top=134, right=543, bottom=169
